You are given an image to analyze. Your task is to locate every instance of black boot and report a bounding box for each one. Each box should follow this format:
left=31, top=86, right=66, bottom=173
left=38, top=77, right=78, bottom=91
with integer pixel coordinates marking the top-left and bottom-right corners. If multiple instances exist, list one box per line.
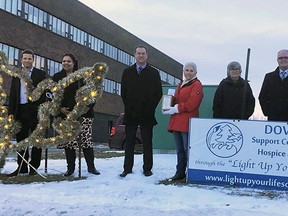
left=83, top=147, right=100, bottom=175
left=7, top=166, right=28, bottom=177
left=7, top=150, right=29, bottom=177
left=170, top=173, right=186, bottom=181
left=64, top=148, right=76, bottom=176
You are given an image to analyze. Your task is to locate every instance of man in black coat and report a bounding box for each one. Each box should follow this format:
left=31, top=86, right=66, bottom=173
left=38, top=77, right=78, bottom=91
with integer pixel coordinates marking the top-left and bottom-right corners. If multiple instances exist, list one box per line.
left=7, top=49, right=47, bottom=177
left=120, top=45, right=162, bottom=177
left=259, top=49, right=288, bottom=121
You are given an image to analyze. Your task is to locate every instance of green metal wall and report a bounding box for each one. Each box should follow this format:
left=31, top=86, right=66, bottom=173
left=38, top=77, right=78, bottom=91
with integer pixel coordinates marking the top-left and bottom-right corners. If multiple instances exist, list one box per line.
left=153, top=85, right=218, bottom=150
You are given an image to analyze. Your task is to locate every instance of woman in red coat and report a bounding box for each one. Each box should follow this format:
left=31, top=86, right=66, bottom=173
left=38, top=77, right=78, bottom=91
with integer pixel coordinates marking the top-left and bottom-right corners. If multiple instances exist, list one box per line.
left=163, top=62, right=203, bottom=181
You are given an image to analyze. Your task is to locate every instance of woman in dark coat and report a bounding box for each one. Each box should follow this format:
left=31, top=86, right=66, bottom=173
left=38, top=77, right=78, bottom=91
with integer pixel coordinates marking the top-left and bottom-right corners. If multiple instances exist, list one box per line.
left=213, top=61, right=255, bottom=120
left=52, top=54, right=100, bottom=176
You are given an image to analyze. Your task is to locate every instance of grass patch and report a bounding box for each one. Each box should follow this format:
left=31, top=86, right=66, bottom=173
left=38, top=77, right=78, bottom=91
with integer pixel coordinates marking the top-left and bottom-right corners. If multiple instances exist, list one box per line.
left=47, top=152, right=66, bottom=160
left=256, top=190, right=279, bottom=199
left=0, top=173, right=86, bottom=184
left=95, top=151, right=125, bottom=158
left=158, top=178, right=187, bottom=186
left=1, top=149, right=124, bottom=184
left=46, top=150, right=125, bottom=160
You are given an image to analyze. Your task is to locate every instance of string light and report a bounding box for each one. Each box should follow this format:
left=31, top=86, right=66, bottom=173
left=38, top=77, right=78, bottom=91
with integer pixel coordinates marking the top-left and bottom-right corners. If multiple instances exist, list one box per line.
left=90, top=91, right=97, bottom=97
left=0, top=51, right=108, bottom=168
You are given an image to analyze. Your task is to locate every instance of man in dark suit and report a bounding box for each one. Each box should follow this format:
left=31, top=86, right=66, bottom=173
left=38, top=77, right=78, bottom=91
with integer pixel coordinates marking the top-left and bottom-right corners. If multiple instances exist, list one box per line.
left=120, top=45, right=162, bottom=177
left=259, top=49, right=288, bottom=121
left=7, top=49, right=47, bottom=177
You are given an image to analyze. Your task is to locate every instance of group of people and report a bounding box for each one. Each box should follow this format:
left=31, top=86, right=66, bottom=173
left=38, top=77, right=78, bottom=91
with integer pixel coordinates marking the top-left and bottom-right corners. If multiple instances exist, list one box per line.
left=7, top=50, right=100, bottom=177
left=117, top=46, right=288, bottom=181
left=213, top=49, right=288, bottom=124
left=6, top=47, right=288, bottom=181
left=119, top=45, right=255, bottom=181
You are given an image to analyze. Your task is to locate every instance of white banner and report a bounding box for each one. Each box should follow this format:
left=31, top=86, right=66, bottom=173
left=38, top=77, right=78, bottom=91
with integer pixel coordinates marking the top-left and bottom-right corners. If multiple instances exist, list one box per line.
left=188, top=118, right=288, bottom=191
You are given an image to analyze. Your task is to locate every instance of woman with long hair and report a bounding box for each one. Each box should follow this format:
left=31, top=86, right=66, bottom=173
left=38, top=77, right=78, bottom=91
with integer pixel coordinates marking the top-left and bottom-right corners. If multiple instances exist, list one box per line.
left=52, top=54, right=100, bottom=176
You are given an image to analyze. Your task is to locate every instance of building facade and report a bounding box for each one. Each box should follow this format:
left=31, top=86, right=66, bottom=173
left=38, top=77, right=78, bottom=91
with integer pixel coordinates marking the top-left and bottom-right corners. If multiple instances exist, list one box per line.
left=0, top=0, right=183, bottom=143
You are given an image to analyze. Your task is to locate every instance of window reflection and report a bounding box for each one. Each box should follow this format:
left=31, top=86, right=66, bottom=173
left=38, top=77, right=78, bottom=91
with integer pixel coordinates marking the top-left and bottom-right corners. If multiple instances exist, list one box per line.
left=0, top=43, right=122, bottom=94
left=1, top=0, right=180, bottom=87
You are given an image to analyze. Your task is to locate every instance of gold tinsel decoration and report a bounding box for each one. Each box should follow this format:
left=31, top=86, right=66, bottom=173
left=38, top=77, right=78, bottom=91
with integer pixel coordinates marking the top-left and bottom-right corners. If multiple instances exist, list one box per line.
left=0, top=51, right=108, bottom=168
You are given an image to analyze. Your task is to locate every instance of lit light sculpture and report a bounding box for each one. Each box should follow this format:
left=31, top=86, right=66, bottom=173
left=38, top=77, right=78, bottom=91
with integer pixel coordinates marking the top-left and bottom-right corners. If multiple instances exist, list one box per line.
left=0, top=52, right=108, bottom=168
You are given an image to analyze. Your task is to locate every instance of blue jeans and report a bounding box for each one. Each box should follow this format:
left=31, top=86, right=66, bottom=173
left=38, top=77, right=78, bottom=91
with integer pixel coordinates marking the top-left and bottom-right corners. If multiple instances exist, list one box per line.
left=173, top=131, right=188, bottom=176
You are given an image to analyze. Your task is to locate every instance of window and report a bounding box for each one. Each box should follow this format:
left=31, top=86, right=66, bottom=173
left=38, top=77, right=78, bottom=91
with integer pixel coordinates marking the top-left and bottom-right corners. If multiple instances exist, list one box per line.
left=65, top=22, right=70, bottom=38
left=1, top=1, right=181, bottom=89
left=56, top=18, right=62, bottom=35
left=80, top=31, right=86, bottom=45
left=0, top=43, right=17, bottom=65
left=97, top=39, right=104, bottom=53
left=91, top=36, right=96, bottom=51
left=32, top=6, right=38, bottom=24
left=47, top=59, right=61, bottom=76
left=27, top=4, right=33, bottom=22
left=34, top=55, right=45, bottom=70
left=167, top=74, right=175, bottom=84
left=5, top=0, right=12, bottom=13
left=11, top=0, right=20, bottom=15
left=0, top=43, right=62, bottom=76
left=115, top=82, right=121, bottom=95
left=0, top=0, right=5, bottom=10
left=159, top=70, right=167, bottom=82
left=51, top=16, right=58, bottom=34
left=118, top=49, right=130, bottom=65
left=175, top=77, right=181, bottom=85
left=38, top=9, right=43, bottom=26
left=103, top=78, right=121, bottom=95
left=13, top=48, right=19, bottom=66
left=85, top=34, right=91, bottom=48
left=130, top=56, right=136, bottom=65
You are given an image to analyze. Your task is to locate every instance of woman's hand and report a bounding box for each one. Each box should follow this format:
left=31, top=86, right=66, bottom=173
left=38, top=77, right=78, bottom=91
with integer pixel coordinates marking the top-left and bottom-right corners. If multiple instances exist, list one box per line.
left=162, top=104, right=179, bottom=115
left=60, top=107, right=70, bottom=116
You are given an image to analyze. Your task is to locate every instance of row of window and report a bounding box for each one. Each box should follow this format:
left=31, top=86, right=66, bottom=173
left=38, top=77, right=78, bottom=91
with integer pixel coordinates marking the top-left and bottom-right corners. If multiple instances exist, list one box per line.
left=0, top=42, right=62, bottom=74
left=0, top=0, right=180, bottom=85
left=0, top=43, right=121, bottom=95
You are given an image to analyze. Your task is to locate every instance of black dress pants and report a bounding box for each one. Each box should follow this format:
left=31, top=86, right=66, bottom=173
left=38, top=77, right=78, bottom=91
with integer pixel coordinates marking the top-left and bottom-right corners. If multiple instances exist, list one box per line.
left=15, top=104, right=42, bottom=171
left=123, top=124, right=153, bottom=172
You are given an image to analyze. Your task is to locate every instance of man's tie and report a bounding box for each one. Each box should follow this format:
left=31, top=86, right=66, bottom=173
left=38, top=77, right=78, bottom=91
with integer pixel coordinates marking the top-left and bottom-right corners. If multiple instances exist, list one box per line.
left=138, top=67, right=142, bottom=74
left=281, top=71, right=287, bottom=80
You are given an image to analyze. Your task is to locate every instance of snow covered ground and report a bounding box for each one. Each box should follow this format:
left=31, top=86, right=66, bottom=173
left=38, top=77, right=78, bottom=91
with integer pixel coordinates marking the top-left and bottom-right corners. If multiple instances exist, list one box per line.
left=0, top=151, right=287, bottom=216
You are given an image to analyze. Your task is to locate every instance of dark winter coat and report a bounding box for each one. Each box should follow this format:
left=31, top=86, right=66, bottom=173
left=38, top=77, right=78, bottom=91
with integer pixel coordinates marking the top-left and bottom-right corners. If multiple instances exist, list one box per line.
left=167, top=78, right=203, bottom=133
left=121, top=63, right=162, bottom=126
left=259, top=67, right=288, bottom=121
left=52, top=69, right=94, bottom=119
left=213, top=76, right=255, bottom=119
left=9, top=67, right=47, bottom=117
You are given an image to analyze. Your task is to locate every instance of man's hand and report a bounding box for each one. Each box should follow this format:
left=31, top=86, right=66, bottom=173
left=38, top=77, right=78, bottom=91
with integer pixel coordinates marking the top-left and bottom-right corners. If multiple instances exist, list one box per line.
left=8, top=114, right=14, bottom=121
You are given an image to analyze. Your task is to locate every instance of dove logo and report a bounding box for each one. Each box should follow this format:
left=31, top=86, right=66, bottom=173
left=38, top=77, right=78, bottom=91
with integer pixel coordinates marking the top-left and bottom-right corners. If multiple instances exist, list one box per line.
left=206, top=122, right=243, bottom=158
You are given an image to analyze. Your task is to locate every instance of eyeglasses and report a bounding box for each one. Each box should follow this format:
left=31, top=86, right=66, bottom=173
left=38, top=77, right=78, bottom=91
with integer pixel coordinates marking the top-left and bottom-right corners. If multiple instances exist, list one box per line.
left=277, top=57, right=288, bottom=60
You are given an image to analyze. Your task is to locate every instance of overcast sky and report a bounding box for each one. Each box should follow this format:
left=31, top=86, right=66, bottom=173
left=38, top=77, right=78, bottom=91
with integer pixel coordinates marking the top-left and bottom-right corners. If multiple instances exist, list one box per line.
left=79, top=0, right=288, bottom=118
